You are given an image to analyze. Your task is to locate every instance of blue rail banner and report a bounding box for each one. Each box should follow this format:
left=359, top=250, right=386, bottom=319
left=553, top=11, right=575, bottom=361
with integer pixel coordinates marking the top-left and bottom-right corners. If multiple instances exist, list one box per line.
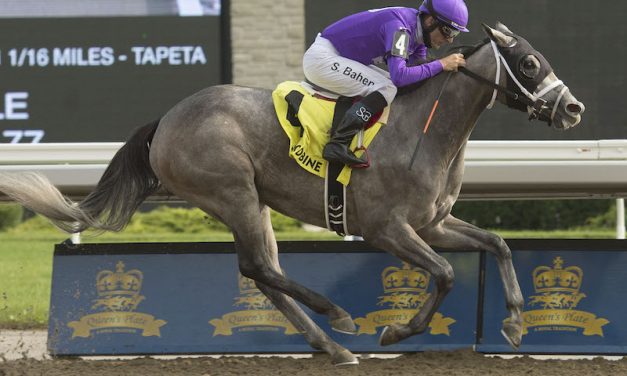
left=478, top=240, right=627, bottom=354
left=50, top=240, right=627, bottom=355
left=48, top=242, right=479, bottom=355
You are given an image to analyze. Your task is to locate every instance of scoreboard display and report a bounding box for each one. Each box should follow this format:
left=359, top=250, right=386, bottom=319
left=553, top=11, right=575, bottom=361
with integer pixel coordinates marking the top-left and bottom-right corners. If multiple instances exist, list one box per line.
left=0, top=16, right=225, bottom=143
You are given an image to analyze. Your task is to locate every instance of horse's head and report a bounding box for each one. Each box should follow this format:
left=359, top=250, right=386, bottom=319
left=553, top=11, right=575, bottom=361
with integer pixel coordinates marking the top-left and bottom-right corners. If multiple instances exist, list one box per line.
left=482, top=23, right=585, bottom=130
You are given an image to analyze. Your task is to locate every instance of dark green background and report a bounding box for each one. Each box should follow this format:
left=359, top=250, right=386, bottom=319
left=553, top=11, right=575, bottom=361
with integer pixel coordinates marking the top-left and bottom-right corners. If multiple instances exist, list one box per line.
left=306, top=1, right=624, bottom=140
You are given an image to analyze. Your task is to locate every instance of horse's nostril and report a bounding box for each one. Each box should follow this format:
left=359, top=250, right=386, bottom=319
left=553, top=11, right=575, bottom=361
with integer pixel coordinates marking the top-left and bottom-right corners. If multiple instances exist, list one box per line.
left=567, top=103, right=582, bottom=114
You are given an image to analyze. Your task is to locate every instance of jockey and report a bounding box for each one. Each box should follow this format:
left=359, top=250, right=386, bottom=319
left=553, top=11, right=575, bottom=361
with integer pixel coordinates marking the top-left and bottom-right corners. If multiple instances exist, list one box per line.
left=303, top=0, right=469, bottom=167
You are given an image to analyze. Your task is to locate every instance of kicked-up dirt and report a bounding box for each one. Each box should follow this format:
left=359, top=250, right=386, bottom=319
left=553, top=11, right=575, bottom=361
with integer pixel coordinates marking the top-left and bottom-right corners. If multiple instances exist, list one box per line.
left=1, top=350, right=627, bottom=376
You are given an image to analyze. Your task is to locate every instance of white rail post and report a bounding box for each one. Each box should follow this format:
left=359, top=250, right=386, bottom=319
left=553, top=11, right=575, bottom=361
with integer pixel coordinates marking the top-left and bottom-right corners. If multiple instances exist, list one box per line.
left=617, top=198, right=625, bottom=240
left=344, top=235, right=364, bottom=241
left=70, top=217, right=81, bottom=244
left=71, top=231, right=81, bottom=244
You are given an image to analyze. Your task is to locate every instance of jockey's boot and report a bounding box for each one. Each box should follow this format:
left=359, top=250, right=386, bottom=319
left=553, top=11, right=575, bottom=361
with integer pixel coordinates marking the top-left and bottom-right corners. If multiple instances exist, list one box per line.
left=323, top=91, right=388, bottom=167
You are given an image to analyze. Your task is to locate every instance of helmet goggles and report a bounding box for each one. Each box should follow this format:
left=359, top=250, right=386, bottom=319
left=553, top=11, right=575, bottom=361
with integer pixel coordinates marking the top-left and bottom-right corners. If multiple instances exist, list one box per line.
left=438, top=23, right=460, bottom=39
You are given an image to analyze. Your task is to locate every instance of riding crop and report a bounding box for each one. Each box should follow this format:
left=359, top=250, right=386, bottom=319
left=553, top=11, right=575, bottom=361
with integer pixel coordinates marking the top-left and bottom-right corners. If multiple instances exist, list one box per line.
left=408, top=70, right=454, bottom=170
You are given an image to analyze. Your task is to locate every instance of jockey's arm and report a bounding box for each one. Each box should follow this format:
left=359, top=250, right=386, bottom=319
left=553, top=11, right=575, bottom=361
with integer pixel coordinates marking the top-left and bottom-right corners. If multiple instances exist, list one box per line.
left=381, top=22, right=444, bottom=87
left=387, top=55, right=444, bottom=87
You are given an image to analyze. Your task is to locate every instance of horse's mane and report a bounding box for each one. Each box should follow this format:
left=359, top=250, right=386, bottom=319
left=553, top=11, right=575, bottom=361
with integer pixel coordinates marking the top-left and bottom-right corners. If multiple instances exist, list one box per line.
left=397, top=38, right=490, bottom=97
left=456, top=38, right=491, bottom=59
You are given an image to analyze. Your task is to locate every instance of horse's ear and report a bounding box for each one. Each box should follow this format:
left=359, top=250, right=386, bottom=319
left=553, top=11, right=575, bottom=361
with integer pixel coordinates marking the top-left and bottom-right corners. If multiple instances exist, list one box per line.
left=482, top=23, right=517, bottom=48
left=495, top=21, right=514, bottom=36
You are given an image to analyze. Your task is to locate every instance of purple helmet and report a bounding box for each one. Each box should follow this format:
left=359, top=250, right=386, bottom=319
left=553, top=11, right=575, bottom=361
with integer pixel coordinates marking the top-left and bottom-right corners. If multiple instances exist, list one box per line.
left=419, top=0, right=469, bottom=32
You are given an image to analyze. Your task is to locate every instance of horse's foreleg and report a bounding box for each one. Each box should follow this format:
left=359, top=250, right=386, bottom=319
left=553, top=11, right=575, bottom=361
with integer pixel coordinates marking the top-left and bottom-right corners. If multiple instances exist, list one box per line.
left=365, top=222, right=455, bottom=346
left=256, top=206, right=357, bottom=365
left=419, top=214, right=524, bottom=348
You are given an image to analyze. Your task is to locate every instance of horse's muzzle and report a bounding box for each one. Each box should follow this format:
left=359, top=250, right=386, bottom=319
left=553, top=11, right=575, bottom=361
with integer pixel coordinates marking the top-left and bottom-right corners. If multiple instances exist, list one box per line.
left=566, top=101, right=585, bottom=116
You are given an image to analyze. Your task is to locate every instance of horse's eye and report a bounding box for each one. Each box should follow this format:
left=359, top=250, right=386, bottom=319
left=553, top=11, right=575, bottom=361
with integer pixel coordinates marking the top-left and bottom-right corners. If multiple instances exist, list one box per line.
left=519, top=55, right=541, bottom=79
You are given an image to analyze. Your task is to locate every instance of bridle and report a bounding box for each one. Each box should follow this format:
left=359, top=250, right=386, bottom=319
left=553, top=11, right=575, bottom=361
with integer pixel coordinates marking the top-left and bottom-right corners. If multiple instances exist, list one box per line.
left=408, top=36, right=573, bottom=169
left=458, top=39, right=571, bottom=126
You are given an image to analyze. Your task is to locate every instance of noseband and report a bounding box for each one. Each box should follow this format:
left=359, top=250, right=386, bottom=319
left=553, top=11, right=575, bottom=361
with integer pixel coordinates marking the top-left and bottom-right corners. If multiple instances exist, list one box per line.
left=459, top=39, right=570, bottom=126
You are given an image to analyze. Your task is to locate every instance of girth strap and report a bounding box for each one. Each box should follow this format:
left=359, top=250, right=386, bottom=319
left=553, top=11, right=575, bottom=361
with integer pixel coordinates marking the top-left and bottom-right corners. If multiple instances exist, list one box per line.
left=325, top=96, right=353, bottom=236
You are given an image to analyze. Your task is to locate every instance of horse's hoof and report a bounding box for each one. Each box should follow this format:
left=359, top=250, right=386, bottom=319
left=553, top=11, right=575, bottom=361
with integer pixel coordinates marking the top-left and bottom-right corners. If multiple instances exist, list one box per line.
left=501, top=322, right=522, bottom=349
left=379, top=323, right=407, bottom=346
left=330, top=316, right=357, bottom=335
left=332, top=349, right=359, bottom=366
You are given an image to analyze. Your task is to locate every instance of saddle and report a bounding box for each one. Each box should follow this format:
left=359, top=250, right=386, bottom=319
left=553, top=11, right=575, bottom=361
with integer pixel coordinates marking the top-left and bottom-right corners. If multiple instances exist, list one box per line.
left=272, top=81, right=390, bottom=185
left=272, top=81, right=390, bottom=236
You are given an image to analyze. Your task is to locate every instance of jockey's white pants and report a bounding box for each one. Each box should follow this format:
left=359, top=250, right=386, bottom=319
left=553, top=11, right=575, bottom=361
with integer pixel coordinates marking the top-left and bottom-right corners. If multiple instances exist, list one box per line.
left=303, top=35, right=397, bottom=105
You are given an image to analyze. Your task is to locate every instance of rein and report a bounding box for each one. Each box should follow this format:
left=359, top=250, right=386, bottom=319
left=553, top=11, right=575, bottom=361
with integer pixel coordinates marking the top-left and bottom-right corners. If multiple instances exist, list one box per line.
left=407, top=35, right=569, bottom=169
left=457, top=38, right=569, bottom=125
left=459, top=66, right=550, bottom=118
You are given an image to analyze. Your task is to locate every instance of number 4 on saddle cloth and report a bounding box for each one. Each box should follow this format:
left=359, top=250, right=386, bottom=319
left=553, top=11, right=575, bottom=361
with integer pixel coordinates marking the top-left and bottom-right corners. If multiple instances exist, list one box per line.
left=272, top=81, right=390, bottom=186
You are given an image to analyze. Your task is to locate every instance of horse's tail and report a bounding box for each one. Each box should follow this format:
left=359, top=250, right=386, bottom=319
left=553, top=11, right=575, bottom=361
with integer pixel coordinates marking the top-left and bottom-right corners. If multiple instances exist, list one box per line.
left=0, top=119, right=161, bottom=233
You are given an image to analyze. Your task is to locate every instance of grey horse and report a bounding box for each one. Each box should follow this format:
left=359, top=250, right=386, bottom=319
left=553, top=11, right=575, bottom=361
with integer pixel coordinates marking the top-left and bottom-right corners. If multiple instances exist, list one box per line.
left=0, top=24, right=584, bottom=365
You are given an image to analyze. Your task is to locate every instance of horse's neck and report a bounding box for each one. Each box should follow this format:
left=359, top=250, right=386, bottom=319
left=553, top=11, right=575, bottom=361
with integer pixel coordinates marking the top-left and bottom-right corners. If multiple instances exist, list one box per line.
left=399, top=44, right=497, bottom=164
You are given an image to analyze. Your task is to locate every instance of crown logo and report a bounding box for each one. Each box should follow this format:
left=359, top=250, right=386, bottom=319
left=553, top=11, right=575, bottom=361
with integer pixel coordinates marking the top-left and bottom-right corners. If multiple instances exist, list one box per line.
left=528, top=257, right=586, bottom=310
left=69, top=261, right=167, bottom=338
left=355, top=261, right=456, bottom=335
left=377, top=262, right=431, bottom=310
left=238, top=274, right=258, bottom=295
left=381, top=262, right=430, bottom=294
left=234, top=274, right=273, bottom=310
left=92, top=261, right=145, bottom=312
left=532, top=257, right=583, bottom=295
left=209, top=273, right=300, bottom=336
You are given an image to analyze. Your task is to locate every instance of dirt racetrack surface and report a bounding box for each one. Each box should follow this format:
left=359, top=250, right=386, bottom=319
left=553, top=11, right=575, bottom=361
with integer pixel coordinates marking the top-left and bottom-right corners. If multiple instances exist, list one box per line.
left=1, top=350, right=626, bottom=376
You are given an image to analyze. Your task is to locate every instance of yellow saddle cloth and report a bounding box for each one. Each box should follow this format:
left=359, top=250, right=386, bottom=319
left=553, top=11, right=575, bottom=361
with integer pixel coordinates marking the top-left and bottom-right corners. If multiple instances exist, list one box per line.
left=272, top=81, right=388, bottom=185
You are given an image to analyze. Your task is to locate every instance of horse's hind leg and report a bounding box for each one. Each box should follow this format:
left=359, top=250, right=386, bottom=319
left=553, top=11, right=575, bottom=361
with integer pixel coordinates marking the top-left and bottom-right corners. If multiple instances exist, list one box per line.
left=419, top=215, right=524, bottom=348
left=364, top=222, right=455, bottom=346
left=255, top=282, right=357, bottom=365
left=230, top=199, right=355, bottom=334
left=205, top=173, right=356, bottom=350
left=253, top=206, right=358, bottom=365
